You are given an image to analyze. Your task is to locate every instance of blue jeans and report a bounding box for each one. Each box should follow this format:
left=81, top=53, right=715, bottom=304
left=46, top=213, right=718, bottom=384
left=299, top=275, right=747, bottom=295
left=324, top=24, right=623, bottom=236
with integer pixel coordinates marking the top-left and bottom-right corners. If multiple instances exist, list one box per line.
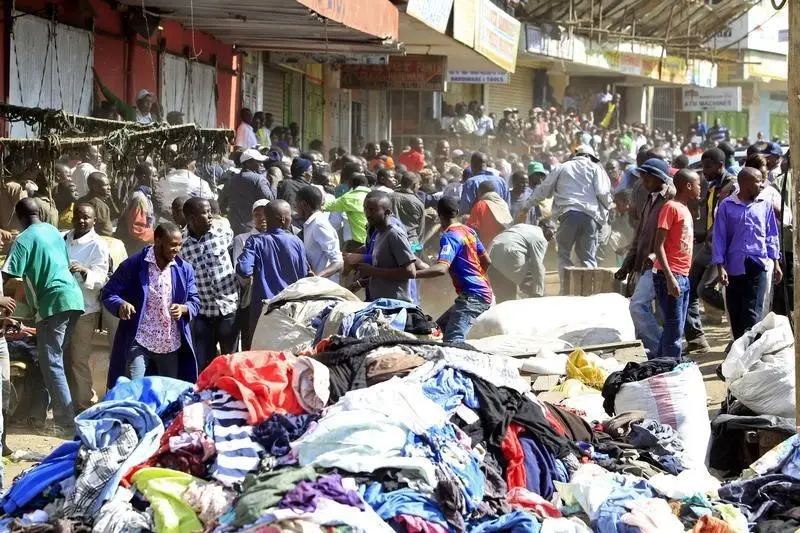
left=192, top=313, right=239, bottom=370
left=653, top=271, right=690, bottom=361
left=556, top=211, right=599, bottom=292
left=126, top=342, right=180, bottom=380
left=629, top=270, right=662, bottom=356
left=36, top=310, right=81, bottom=428
left=437, top=295, right=492, bottom=343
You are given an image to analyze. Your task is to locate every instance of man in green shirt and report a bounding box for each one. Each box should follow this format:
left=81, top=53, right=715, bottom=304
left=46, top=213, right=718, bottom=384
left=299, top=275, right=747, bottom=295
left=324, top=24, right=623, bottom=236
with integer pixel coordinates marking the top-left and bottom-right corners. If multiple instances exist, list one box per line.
left=324, top=173, right=371, bottom=252
left=2, top=198, right=85, bottom=434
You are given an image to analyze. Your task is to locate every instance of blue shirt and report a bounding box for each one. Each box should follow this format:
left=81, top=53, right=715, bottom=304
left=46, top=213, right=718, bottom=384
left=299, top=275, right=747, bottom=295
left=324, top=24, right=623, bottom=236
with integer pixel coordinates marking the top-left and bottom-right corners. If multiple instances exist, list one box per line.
left=437, top=223, right=493, bottom=303
left=236, top=228, right=309, bottom=319
left=460, top=173, right=510, bottom=214
left=726, top=162, right=741, bottom=177
left=510, top=187, right=533, bottom=220
left=712, top=195, right=780, bottom=276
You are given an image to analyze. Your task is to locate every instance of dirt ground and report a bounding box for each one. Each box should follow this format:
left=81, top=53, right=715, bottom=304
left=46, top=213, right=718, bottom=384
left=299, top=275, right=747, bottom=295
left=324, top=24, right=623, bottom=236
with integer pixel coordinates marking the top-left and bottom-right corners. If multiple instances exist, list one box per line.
left=1, top=270, right=734, bottom=486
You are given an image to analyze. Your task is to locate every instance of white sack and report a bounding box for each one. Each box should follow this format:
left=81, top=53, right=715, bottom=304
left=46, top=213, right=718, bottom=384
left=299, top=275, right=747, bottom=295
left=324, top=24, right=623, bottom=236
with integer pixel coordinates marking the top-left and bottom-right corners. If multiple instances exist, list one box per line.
left=614, top=363, right=710, bottom=469
left=721, top=312, right=795, bottom=418
left=467, top=293, right=635, bottom=345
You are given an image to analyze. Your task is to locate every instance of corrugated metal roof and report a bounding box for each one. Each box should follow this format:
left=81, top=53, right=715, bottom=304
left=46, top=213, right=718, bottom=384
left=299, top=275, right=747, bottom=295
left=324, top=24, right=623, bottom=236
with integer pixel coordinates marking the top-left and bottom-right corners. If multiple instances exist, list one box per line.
left=119, top=0, right=403, bottom=54
left=519, top=0, right=757, bottom=56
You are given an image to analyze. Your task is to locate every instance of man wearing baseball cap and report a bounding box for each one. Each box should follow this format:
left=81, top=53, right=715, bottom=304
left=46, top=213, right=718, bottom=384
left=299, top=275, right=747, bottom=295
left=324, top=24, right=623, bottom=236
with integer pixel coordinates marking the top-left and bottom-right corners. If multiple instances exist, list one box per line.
left=525, top=144, right=612, bottom=292
left=277, top=157, right=313, bottom=212
left=219, top=149, right=274, bottom=235
left=761, top=141, right=784, bottom=182
left=615, top=157, right=675, bottom=356
left=135, top=89, right=154, bottom=124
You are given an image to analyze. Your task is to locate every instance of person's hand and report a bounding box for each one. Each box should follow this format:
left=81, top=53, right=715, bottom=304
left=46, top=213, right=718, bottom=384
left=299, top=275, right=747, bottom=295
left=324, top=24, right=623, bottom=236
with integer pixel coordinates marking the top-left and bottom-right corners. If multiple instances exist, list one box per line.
left=169, top=304, right=188, bottom=320
left=774, top=262, right=783, bottom=285
left=354, top=263, right=374, bottom=277
left=666, top=274, right=680, bottom=298
left=69, top=263, right=87, bottom=275
left=718, top=266, right=729, bottom=287
left=0, top=296, right=16, bottom=316
left=0, top=229, right=12, bottom=244
left=614, top=266, right=629, bottom=281
left=119, top=301, right=136, bottom=320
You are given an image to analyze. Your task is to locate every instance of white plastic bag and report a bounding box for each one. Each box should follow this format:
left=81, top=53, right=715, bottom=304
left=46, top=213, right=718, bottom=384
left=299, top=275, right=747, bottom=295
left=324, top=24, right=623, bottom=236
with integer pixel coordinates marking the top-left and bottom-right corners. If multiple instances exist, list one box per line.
left=614, top=363, right=710, bottom=469
left=467, top=293, right=635, bottom=344
left=721, top=312, right=795, bottom=418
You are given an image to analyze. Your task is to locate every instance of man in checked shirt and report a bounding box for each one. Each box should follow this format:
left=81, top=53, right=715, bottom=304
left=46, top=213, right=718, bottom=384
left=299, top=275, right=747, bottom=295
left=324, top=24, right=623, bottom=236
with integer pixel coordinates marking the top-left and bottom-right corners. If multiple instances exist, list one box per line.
left=181, top=197, right=239, bottom=369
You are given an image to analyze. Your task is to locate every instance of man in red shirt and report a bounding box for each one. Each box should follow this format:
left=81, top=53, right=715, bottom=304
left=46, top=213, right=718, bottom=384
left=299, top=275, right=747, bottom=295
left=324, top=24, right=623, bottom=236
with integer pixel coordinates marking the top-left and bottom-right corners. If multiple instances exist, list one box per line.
left=397, top=138, right=426, bottom=173
left=652, top=169, right=701, bottom=360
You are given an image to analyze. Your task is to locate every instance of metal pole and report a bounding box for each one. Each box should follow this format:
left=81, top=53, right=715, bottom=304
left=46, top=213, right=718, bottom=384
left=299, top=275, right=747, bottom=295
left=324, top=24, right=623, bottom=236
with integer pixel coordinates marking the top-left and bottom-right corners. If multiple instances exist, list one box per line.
left=788, top=0, right=800, bottom=432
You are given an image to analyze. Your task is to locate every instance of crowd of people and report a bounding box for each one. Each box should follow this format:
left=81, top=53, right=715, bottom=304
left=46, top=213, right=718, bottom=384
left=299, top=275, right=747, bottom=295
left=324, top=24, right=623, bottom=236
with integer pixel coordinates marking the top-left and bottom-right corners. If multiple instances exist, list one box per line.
left=0, top=94, right=792, bottom=459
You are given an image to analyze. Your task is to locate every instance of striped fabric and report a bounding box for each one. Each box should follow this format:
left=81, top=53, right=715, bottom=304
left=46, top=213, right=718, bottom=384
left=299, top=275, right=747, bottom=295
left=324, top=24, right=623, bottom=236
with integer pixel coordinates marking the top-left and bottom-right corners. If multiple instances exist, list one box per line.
left=207, top=390, right=265, bottom=487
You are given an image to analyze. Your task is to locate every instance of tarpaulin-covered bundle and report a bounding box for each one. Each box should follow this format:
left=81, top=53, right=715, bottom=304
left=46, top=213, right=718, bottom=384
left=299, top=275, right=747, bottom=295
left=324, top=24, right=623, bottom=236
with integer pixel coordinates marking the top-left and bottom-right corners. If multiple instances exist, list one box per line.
left=0, top=314, right=794, bottom=532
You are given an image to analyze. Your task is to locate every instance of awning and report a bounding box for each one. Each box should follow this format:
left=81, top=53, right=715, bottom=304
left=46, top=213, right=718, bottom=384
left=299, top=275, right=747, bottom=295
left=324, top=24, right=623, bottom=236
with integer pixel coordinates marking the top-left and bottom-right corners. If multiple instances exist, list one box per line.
left=124, top=0, right=401, bottom=54
left=399, top=13, right=507, bottom=74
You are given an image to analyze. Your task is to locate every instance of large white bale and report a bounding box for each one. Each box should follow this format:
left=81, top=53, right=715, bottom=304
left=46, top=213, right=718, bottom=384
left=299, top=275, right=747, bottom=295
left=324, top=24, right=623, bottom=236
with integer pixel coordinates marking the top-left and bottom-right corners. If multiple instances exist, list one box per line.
left=467, top=293, right=635, bottom=346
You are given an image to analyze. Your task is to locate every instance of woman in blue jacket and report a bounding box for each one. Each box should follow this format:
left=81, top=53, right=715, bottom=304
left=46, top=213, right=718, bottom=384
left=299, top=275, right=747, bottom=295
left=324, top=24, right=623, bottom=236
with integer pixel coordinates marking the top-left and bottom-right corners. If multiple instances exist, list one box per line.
left=101, top=222, right=200, bottom=389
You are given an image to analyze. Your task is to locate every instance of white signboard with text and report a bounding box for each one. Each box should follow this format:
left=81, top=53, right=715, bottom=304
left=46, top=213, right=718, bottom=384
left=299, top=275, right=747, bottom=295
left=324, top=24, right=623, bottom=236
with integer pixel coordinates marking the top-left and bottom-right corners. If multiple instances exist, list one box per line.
left=682, top=87, right=742, bottom=112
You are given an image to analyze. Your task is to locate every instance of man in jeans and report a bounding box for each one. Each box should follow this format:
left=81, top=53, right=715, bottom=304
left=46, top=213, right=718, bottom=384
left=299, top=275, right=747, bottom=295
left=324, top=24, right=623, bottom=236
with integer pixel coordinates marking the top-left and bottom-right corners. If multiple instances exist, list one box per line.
left=653, top=170, right=701, bottom=360
left=524, top=145, right=612, bottom=293
left=685, top=148, right=737, bottom=353
left=615, top=158, right=675, bottom=356
left=713, top=167, right=782, bottom=339
left=2, top=198, right=85, bottom=435
left=416, top=197, right=494, bottom=343
left=102, top=222, right=200, bottom=389
left=181, top=197, right=239, bottom=367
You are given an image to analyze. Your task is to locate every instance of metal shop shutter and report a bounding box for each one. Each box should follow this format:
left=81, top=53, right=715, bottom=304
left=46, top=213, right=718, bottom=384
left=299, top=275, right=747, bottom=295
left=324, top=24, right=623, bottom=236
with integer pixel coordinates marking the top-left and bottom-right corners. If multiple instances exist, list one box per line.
left=652, top=87, right=677, bottom=133
left=9, top=14, right=94, bottom=138
left=161, top=54, right=218, bottom=128
left=486, top=67, right=534, bottom=116
left=262, top=66, right=285, bottom=125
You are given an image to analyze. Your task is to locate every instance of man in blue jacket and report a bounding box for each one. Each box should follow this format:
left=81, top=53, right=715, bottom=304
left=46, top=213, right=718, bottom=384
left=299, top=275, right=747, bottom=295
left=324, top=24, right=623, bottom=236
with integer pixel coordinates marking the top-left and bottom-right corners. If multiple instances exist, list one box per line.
left=101, top=222, right=200, bottom=388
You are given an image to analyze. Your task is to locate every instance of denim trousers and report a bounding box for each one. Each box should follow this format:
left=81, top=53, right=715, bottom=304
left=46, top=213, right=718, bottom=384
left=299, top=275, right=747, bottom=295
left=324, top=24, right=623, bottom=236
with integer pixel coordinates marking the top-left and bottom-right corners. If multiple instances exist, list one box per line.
left=653, top=271, right=690, bottom=361
left=36, top=310, right=81, bottom=427
left=629, top=270, right=662, bottom=357
left=726, top=258, right=768, bottom=340
left=126, top=341, right=180, bottom=380
left=437, top=294, right=492, bottom=343
left=556, top=210, right=599, bottom=293
left=192, top=313, right=239, bottom=370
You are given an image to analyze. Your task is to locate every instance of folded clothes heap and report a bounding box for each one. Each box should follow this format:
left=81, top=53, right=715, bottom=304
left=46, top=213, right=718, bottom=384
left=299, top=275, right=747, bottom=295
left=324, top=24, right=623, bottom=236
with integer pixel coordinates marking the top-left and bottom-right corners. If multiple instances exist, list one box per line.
left=0, top=330, right=795, bottom=533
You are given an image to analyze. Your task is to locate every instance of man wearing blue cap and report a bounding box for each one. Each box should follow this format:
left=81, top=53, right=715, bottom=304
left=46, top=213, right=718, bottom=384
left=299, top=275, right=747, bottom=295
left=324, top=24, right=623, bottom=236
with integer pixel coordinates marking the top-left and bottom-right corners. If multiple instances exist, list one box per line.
left=278, top=157, right=313, bottom=212
left=761, top=141, right=783, bottom=183
left=616, top=158, right=674, bottom=356
left=526, top=144, right=612, bottom=292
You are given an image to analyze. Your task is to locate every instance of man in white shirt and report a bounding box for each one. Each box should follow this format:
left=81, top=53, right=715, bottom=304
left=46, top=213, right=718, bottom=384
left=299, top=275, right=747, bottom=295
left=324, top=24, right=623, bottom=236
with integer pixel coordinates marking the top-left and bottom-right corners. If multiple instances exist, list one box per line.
left=135, top=89, right=155, bottom=124
left=475, top=105, right=494, bottom=137
left=234, top=108, right=258, bottom=150
left=232, top=199, right=269, bottom=351
left=155, top=156, right=215, bottom=219
left=71, top=145, right=102, bottom=198
left=296, top=185, right=343, bottom=283
left=524, top=144, right=612, bottom=290
left=64, top=203, right=110, bottom=413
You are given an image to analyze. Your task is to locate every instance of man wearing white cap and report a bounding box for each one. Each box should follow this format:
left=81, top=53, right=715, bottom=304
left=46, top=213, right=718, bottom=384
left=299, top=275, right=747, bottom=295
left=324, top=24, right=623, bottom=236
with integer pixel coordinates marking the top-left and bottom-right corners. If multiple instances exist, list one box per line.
left=135, top=89, right=154, bottom=124
left=219, top=149, right=274, bottom=235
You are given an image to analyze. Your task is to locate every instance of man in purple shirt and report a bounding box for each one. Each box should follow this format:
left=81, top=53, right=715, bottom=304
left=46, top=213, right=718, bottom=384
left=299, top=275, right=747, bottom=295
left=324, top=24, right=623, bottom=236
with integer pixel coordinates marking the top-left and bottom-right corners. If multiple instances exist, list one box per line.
left=712, top=167, right=782, bottom=340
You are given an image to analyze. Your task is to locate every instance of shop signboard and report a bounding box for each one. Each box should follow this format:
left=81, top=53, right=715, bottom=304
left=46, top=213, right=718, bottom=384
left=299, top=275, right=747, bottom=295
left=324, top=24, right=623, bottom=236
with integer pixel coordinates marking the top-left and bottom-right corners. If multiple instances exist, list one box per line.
left=619, top=53, right=643, bottom=76
left=340, top=55, right=446, bottom=91
left=682, top=87, right=742, bottom=112
left=296, top=0, right=399, bottom=40
left=452, top=0, right=476, bottom=47
left=473, top=0, right=521, bottom=72
left=447, top=70, right=509, bottom=84
left=406, top=0, right=454, bottom=34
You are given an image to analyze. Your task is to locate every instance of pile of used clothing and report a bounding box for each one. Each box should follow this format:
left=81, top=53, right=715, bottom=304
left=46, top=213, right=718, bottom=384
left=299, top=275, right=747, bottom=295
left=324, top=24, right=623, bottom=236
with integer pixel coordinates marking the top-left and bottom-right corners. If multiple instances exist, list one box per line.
left=0, top=330, right=796, bottom=533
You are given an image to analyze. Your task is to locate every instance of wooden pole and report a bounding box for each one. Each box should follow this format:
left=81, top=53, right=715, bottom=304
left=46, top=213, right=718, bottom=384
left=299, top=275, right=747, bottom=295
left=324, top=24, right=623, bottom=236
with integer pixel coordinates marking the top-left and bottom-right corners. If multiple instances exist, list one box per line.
left=789, top=0, right=800, bottom=432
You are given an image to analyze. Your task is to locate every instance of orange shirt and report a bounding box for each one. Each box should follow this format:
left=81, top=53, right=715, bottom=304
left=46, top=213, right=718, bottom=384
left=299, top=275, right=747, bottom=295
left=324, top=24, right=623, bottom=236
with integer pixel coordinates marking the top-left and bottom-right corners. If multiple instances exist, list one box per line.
left=654, top=200, right=693, bottom=276
left=397, top=149, right=425, bottom=173
left=467, top=200, right=505, bottom=247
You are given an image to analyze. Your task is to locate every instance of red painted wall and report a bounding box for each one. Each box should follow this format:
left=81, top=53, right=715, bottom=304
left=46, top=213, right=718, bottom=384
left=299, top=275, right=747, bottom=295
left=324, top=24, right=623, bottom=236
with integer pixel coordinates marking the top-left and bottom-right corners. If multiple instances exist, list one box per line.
left=2, top=0, right=239, bottom=128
